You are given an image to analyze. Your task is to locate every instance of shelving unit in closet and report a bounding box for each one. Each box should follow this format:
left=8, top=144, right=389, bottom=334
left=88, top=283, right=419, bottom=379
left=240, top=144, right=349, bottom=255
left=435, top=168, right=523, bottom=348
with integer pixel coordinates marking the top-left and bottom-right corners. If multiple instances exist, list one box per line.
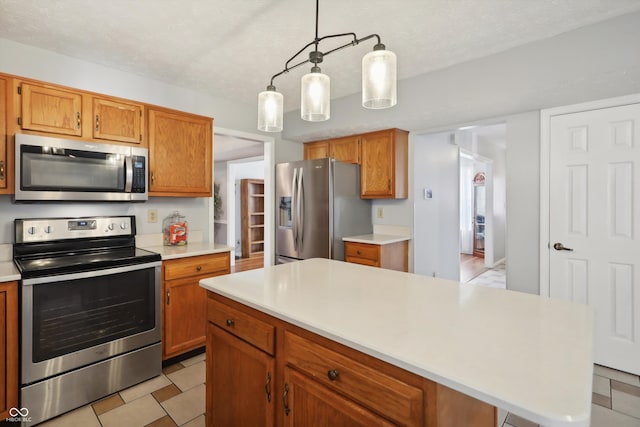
left=240, top=179, right=265, bottom=258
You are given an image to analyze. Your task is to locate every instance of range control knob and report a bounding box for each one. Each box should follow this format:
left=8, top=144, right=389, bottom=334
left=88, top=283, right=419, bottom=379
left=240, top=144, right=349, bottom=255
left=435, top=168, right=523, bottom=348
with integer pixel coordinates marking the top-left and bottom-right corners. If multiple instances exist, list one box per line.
left=44, top=226, right=54, bottom=234
left=27, top=226, right=37, bottom=235
left=120, top=222, right=129, bottom=230
left=108, top=223, right=115, bottom=231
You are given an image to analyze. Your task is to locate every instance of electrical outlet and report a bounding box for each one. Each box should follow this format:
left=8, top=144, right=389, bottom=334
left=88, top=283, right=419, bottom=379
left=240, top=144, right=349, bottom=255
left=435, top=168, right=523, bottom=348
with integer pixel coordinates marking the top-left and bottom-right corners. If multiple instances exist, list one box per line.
left=377, top=207, right=384, bottom=219
left=147, top=209, right=158, bottom=223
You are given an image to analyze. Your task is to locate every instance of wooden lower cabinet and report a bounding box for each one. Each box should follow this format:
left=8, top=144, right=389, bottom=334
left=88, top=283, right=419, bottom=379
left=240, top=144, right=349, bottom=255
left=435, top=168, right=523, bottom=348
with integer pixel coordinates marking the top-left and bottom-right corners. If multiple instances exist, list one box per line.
left=283, top=368, right=394, bottom=427
left=0, top=281, right=18, bottom=419
left=205, top=292, right=496, bottom=427
left=206, top=323, right=275, bottom=427
left=162, top=252, right=230, bottom=360
left=345, top=240, right=409, bottom=272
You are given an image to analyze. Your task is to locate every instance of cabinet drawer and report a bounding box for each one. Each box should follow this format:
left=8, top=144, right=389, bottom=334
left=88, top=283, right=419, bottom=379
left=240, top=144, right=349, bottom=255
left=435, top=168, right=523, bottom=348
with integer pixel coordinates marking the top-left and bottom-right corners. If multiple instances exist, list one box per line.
left=207, top=298, right=275, bottom=355
left=284, top=331, right=423, bottom=426
left=345, top=242, right=379, bottom=261
left=164, top=253, right=230, bottom=280
left=345, top=256, right=379, bottom=267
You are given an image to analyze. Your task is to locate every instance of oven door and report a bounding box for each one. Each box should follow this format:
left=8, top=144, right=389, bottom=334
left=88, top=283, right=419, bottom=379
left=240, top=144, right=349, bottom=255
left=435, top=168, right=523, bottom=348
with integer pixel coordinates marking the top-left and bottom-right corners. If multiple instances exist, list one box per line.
left=21, top=261, right=161, bottom=385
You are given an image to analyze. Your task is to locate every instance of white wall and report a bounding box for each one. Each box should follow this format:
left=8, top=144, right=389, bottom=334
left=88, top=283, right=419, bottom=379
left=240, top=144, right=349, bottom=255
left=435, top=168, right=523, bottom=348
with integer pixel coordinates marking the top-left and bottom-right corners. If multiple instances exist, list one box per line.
left=413, top=132, right=460, bottom=280
left=505, top=112, right=540, bottom=294
left=213, top=161, right=228, bottom=245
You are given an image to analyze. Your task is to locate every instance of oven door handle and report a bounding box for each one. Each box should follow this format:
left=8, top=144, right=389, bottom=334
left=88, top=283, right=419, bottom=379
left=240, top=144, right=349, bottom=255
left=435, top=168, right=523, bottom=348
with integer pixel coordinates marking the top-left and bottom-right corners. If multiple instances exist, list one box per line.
left=21, top=260, right=162, bottom=286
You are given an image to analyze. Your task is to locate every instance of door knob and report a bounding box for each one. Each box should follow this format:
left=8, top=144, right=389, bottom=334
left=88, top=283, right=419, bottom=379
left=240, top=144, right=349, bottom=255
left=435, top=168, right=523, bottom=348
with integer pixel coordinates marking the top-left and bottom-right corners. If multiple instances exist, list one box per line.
left=553, top=242, right=573, bottom=251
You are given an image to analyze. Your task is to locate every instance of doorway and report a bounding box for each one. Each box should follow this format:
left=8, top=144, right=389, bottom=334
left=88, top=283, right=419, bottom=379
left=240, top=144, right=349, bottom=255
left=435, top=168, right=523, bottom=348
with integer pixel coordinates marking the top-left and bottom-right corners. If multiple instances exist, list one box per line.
left=212, top=128, right=274, bottom=269
left=456, top=125, right=507, bottom=287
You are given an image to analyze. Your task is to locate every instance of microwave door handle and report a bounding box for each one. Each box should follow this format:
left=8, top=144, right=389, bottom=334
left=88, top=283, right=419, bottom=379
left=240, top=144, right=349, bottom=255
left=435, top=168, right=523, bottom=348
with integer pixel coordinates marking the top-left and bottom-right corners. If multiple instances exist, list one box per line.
left=297, top=168, right=304, bottom=249
left=291, top=168, right=298, bottom=251
left=124, top=156, right=133, bottom=192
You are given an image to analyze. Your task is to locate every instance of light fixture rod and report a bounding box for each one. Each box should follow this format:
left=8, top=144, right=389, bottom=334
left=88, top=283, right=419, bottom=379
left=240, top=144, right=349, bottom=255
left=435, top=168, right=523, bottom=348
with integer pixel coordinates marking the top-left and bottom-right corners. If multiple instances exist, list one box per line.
left=269, top=32, right=383, bottom=86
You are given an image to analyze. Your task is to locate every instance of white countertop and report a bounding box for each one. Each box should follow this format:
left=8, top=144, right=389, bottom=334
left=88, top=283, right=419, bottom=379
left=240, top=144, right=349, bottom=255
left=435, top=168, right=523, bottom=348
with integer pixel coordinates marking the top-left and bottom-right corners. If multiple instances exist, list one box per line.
left=0, top=261, right=20, bottom=282
left=200, top=258, right=593, bottom=427
left=141, top=242, right=232, bottom=260
left=342, top=233, right=411, bottom=245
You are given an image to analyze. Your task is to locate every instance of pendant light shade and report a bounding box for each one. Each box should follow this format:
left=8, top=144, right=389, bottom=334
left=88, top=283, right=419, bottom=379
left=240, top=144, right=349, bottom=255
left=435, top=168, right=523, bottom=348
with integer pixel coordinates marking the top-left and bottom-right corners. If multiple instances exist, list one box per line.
left=257, top=86, right=283, bottom=132
left=362, top=45, right=397, bottom=109
left=301, top=67, right=330, bottom=122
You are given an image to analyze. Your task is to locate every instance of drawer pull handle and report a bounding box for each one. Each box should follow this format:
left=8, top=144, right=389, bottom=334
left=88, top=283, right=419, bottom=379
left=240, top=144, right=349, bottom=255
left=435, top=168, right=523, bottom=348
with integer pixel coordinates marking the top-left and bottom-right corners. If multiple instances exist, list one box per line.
left=327, top=369, right=340, bottom=381
left=197, top=265, right=202, bottom=271
left=226, top=319, right=235, bottom=327
left=356, top=250, right=361, bottom=255
left=283, top=383, right=290, bottom=416
left=265, top=372, right=272, bottom=402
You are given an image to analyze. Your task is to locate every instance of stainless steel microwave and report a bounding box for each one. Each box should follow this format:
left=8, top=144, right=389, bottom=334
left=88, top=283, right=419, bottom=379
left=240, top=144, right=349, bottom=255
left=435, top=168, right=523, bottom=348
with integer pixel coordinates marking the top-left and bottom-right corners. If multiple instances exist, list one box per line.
left=15, top=134, right=148, bottom=202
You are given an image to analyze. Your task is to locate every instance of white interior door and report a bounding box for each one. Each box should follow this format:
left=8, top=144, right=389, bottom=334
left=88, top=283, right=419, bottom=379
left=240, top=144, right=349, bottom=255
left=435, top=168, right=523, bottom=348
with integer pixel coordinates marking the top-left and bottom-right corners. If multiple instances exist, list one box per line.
left=549, top=103, right=640, bottom=375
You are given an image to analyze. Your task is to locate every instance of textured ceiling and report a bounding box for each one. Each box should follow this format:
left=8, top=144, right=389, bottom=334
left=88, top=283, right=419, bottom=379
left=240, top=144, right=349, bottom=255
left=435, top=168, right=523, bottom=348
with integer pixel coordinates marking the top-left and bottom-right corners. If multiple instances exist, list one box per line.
left=1, top=0, right=640, bottom=113
left=214, top=134, right=264, bottom=162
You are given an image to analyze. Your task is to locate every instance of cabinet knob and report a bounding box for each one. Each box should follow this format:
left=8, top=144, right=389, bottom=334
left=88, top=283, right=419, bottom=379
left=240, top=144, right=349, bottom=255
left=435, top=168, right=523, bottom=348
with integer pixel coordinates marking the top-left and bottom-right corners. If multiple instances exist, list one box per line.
left=197, top=265, right=202, bottom=271
left=95, top=114, right=100, bottom=131
left=226, top=319, right=235, bottom=327
left=76, top=111, right=81, bottom=129
left=356, top=250, right=361, bottom=255
left=327, top=369, right=340, bottom=381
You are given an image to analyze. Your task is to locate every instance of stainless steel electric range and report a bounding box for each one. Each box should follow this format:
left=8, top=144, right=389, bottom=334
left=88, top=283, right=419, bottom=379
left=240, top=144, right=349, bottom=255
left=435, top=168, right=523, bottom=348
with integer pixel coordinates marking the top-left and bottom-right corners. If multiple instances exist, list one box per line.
left=13, top=215, right=162, bottom=425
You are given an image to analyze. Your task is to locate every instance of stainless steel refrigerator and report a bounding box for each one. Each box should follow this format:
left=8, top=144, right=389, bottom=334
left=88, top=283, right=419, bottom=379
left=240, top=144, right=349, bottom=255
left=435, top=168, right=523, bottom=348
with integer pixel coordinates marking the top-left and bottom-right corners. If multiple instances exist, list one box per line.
left=276, top=158, right=372, bottom=263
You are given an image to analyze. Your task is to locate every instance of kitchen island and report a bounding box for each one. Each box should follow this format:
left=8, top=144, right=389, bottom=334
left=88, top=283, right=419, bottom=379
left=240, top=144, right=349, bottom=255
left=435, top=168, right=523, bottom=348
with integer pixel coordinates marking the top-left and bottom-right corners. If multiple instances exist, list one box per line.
left=200, top=258, right=593, bottom=427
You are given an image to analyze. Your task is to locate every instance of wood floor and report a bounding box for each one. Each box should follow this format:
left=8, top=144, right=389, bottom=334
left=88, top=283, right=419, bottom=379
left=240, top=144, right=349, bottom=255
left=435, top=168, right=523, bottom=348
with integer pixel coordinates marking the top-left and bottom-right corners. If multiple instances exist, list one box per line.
left=460, top=254, right=488, bottom=282
left=231, top=254, right=264, bottom=273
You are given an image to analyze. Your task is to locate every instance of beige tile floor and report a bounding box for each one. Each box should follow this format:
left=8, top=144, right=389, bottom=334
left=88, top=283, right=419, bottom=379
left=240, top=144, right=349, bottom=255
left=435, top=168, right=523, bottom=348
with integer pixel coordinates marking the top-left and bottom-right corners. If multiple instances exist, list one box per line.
left=39, top=353, right=206, bottom=427
left=500, top=364, right=640, bottom=427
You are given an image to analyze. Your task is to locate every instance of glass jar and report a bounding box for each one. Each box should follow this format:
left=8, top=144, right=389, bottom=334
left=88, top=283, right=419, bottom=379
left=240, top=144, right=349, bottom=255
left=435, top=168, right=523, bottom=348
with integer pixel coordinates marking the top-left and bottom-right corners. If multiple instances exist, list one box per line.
left=163, top=211, right=188, bottom=246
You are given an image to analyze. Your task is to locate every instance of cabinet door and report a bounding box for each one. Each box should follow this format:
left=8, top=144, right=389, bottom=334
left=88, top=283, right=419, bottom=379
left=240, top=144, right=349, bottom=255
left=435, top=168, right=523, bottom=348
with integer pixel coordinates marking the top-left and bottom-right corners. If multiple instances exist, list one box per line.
left=360, top=130, right=395, bottom=198
left=330, top=136, right=360, bottom=164
left=0, top=77, right=6, bottom=191
left=148, top=109, right=212, bottom=196
left=164, top=278, right=207, bottom=358
left=93, top=97, right=143, bottom=144
left=20, top=83, right=82, bottom=136
left=0, top=282, right=18, bottom=419
left=303, top=141, right=329, bottom=160
left=206, top=323, right=275, bottom=427
left=283, top=368, right=394, bottom=427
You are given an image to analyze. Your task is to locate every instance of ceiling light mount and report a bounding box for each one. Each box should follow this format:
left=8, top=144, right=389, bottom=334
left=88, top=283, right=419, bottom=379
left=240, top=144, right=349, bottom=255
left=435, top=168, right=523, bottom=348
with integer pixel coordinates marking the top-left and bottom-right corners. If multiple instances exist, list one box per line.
left=257, top=0, right=397, bottom=132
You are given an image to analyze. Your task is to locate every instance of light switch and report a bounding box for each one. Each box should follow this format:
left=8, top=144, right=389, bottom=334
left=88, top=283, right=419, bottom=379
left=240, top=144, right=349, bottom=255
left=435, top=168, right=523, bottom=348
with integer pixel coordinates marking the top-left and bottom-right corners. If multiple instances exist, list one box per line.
left=424, top=188, right=433, bottom=199
left=377, top=207, right=384, bottom=219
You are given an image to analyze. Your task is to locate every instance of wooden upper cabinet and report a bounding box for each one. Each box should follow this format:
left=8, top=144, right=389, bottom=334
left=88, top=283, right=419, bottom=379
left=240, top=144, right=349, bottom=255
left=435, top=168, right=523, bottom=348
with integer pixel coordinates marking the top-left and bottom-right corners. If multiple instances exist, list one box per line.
left=148, top=109, right=212, bottom=197
left=0, top=77, right=7, bottom=191
left=20, top=82, right=83, bottom=136
left=330, top=135, right=360, bottom=164
left=360, top=129, right=408, bottom=199
left=92, top=97, right=143, bottom=144
left=304, top=136, right=360, bottom=164
left=303, top=140, right=329, bottom=160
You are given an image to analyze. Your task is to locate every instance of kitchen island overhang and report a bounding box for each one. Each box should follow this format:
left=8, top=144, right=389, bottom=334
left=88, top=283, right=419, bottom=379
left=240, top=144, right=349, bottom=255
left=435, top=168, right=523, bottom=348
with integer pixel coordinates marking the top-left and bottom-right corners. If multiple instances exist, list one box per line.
left=200, top=258, right=593, bottom=427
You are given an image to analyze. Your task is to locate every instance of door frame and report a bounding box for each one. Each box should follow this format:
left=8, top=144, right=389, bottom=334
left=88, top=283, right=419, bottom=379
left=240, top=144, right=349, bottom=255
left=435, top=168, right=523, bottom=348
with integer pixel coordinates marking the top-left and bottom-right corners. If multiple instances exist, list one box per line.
left=539, top=92, right=640, bottom=297
left=212, top=126, right=275, bottom=266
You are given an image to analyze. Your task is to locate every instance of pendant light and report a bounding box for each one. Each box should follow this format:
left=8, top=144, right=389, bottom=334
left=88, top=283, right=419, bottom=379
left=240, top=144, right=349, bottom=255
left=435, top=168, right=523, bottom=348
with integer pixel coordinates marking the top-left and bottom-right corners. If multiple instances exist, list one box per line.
left=257, top=85, right=283, bottom=132
left=301, top=66, right=330, bottom=121
left=362, top=43, right=397, bottom=109
left=257, top=0, right=397, bottom=132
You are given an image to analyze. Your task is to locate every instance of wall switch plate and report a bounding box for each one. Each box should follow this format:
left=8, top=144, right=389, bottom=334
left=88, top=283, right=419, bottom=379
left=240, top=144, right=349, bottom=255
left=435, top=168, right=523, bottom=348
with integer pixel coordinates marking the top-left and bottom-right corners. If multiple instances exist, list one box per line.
left=377, top=207, right=384, bottom=219
left=147, top=209, right=158, bottom=223
left=424, top=188, right=433, bottom=199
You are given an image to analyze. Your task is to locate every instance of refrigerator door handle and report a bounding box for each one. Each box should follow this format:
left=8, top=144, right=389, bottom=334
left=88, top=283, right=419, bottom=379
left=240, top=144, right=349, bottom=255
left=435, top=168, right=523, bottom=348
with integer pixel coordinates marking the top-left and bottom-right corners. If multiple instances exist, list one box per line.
left=297, top=167, right=304, bottom=249
left=292, top=168, right=298, bottom=251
